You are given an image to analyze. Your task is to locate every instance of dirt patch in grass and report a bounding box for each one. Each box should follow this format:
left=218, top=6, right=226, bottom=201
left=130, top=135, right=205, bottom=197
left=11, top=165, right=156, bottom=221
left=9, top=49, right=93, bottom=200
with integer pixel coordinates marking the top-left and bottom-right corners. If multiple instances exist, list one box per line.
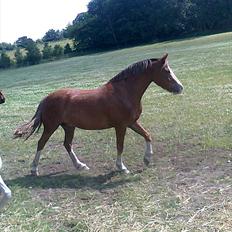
left=156, top=145, right=232, bottom=230
left=6, top=141, right=231, bottom=231
left=27, top=142, right=231, bottom=201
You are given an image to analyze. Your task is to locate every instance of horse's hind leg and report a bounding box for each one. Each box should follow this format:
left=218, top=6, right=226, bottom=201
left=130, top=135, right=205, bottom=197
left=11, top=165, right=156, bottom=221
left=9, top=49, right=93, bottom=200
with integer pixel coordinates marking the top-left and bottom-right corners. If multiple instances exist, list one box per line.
left=62, top=125, right=89, bottom=170
left=129, top=121, right=153, bottom=166
left=115, top=126, right=130, bottom=174
left=31, top=125, right=58, bottom=176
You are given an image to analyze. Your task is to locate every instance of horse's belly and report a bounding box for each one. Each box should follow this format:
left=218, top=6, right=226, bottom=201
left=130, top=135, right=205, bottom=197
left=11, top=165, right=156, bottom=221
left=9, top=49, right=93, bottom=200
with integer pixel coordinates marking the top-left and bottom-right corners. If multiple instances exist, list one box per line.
left=64, top=110, right=112, bottom=130
left=75, top=118, right=112, bottom=130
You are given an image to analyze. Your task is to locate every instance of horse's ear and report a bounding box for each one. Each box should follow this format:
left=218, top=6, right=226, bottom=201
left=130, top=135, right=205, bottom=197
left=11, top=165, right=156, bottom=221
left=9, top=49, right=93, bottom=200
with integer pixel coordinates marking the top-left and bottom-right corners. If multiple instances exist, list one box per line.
left=157, top=53, right=168, bottom=67
left=161, top=53, right=168, bottom=62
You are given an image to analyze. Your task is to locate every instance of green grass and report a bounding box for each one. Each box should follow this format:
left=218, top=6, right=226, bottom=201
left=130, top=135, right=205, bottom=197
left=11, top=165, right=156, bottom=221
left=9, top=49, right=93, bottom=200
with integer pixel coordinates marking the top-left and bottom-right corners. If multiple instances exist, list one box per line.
left=0, top=32, right=232, bottom=231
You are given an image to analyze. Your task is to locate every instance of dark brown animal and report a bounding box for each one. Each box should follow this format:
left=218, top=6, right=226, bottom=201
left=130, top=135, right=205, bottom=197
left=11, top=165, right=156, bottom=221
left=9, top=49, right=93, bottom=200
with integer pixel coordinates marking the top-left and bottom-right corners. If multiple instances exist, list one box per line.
left=14, top=54, right=183, bottom=175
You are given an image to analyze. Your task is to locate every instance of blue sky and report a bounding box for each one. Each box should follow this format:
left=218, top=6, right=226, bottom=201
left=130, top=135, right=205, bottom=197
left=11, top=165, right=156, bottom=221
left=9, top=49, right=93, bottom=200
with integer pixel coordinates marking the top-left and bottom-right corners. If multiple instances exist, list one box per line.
left=0, top=0, right=90, bottom=43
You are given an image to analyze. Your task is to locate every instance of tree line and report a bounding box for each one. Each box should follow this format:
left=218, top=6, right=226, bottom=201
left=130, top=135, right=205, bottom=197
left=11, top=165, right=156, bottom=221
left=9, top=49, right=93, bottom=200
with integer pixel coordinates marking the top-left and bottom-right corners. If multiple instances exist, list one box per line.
left=0, top=37, right=73, bottom=69
left=0, top=29, right=63, bottom=52
left=65, top=0, right=232, bottom=50
left=1, top=0, right=231, bottom=69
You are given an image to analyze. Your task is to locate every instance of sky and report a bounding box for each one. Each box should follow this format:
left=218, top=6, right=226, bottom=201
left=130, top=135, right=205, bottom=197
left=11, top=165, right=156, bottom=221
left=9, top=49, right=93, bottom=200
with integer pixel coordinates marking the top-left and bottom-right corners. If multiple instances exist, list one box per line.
left=0, top=0, right=90, bottom=43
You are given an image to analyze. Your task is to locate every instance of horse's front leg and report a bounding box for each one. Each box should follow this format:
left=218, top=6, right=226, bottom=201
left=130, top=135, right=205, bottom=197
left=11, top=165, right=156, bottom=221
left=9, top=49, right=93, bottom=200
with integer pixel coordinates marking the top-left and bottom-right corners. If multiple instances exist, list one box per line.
left=115, top=127, right=130, bottom=174
left=129, top=121, right=153, bottom=166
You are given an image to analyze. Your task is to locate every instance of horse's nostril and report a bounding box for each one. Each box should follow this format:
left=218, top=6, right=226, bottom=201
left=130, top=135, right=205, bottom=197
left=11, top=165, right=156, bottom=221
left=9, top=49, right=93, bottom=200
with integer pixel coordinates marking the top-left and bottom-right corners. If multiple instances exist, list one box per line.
left=173, top=84, right=183, bottom=94
left=179, top=85, right=183, bottom=92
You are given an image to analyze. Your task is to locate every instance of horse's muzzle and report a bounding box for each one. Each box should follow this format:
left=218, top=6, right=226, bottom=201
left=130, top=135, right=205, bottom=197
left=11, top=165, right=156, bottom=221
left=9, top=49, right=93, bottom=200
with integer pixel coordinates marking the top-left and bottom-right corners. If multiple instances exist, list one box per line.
left=0, top=98, right=5, bottom=104
left=172, top=84, right=183, bottom=94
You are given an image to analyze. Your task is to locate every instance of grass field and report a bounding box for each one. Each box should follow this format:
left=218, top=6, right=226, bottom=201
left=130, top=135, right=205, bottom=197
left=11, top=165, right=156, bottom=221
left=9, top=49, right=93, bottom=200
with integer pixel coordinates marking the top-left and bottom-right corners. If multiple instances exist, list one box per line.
left=0, top=32, right=231, bottom=231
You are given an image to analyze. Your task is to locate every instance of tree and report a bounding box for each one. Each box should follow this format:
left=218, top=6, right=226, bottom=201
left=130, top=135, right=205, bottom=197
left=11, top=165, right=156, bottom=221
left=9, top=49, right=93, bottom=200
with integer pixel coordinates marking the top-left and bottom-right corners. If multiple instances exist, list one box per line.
left=25, top=42, right=42, bottom=65
left=15, top=36, right=34, bottom=48
left=53, top=44, right=63, bottom=58
left=42, top=43, right=53, bottom=60
left=64, top=43, right=72, bottom=55
left=14, top=48, right=24, bottom=67
left=0, top=52, right=12, bottom=69
left=65, top=12, right=96, bottom=50
left=42, top=29, right=62, bottom=42
left=0, top=42, right=15, bottom=51
left=65, top=0, right=232, bottom=51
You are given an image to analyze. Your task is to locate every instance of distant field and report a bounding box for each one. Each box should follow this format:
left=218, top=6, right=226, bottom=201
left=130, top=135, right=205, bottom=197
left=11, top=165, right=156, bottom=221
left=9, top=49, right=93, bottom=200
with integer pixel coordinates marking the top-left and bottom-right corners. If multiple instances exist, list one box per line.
left=6, top=39, right=73, bottom=60
left=0, top=32, right=231, bottom=231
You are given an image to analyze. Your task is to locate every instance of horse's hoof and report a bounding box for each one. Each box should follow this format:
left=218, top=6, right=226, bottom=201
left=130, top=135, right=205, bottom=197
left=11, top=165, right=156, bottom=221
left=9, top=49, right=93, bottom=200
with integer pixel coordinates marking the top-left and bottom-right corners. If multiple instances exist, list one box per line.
left=116, top=163, right=130, bottom=174
left=82, top=164, right=90, bottom=170
left=116, top=165, right=130, bottom=174
left=31, top=169, right=39, bottom=176
left=76, top=163, right=89, bottom=171
left=123, top=169, right=130, bottom=174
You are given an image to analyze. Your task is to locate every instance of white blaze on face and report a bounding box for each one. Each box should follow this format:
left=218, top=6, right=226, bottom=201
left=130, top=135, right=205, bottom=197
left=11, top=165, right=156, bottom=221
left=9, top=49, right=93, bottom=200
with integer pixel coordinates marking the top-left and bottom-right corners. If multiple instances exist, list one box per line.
left=167, top=64, right=183, bottom=88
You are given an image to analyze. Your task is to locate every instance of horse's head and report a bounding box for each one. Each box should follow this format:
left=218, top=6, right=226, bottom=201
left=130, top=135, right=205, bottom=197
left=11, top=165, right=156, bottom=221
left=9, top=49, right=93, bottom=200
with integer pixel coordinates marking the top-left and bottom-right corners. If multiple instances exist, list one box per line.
left=0, top=91, right=5, bottom=104
left=152, top=54, right=183, bottom=94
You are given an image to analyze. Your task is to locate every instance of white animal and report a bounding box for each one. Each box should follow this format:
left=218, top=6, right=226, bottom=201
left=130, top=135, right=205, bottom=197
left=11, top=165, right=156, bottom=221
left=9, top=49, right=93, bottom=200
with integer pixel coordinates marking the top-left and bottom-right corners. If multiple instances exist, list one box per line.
left=0, top=156, right=12, bottom=209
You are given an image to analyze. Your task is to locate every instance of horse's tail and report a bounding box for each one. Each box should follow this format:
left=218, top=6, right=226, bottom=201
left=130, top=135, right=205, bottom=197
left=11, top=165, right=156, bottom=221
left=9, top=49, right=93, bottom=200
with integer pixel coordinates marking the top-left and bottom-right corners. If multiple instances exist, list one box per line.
left=14, top=100, right=44, bottom=140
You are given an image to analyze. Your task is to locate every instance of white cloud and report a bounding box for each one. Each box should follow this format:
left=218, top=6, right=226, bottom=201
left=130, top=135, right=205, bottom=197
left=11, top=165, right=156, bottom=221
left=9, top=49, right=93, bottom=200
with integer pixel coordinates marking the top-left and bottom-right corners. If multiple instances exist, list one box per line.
left=0, top=0, right=90, bottom=43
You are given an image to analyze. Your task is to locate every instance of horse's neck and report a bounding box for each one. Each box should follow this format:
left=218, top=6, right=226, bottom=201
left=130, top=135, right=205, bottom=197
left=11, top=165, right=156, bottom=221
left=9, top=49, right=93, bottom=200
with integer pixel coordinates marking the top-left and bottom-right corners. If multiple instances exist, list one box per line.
left=126, top=74, right=152, bottom=104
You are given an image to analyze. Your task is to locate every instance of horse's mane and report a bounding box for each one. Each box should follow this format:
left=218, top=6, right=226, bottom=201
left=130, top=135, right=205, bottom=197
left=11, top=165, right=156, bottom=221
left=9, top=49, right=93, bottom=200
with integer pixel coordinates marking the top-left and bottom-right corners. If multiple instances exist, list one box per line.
left=109, top=58, right=158, bottom=83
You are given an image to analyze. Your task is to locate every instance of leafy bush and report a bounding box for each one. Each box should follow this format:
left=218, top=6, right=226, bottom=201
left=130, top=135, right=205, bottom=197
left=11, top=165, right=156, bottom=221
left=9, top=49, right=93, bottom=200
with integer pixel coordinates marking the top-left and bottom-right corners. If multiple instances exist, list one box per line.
left=53, top=44, right=63, bottom=58
left=24, top=42, right=42, bottom=65
left=42, top=43, right=53, bottom=60
left=0, top=52, right=12, bottom=69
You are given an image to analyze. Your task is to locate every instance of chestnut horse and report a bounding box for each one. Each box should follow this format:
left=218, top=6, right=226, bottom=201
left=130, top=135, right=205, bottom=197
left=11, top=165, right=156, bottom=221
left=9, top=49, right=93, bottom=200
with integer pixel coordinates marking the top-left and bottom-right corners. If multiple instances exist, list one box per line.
left=14, top=54, right=183, bottom=176
left=0, top=91, right=12, bottom=209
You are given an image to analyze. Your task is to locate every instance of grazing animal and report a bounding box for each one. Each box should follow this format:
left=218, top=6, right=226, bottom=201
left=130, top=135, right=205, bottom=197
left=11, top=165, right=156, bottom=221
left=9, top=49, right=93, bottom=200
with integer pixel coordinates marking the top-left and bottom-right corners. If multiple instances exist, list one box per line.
left=0, top=91, right=12, bottom=210
left=14, top=54, right=183, bottom=176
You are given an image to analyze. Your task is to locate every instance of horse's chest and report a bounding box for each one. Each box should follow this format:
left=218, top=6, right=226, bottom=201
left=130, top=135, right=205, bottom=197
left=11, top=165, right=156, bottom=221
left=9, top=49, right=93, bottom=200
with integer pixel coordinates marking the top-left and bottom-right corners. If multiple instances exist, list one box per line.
left=121, top=104, right=142, bottom=124
left=131, top=107, right=142, bottom=121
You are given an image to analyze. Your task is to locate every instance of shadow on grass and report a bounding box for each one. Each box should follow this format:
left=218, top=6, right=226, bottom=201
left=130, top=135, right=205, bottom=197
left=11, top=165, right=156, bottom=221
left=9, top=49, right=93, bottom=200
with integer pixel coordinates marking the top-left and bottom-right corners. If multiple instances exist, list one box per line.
left=6, top=170, right=141, bottom=191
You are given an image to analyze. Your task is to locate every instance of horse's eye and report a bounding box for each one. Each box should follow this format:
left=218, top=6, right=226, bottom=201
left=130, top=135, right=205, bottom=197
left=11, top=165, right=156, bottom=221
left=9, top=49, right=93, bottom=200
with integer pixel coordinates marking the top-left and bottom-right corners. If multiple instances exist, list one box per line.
left=164, top=67, right=170, bottom=73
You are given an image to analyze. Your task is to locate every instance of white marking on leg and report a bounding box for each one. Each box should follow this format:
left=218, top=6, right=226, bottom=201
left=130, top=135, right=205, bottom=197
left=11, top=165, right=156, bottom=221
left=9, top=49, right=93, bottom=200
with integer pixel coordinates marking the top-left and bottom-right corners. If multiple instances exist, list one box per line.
left=0, top=175, right=12, bottom=209
left=31, top=150, right=41, bottom=176
left=144, top=141, right=153, bottom=165
left=69, top=149, right=89, bottom=170
left=116, top=155, right=130, bottom=174
left=0, top=156, right=2, bottom=170
left=146, top=141, right=153, bottom=154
